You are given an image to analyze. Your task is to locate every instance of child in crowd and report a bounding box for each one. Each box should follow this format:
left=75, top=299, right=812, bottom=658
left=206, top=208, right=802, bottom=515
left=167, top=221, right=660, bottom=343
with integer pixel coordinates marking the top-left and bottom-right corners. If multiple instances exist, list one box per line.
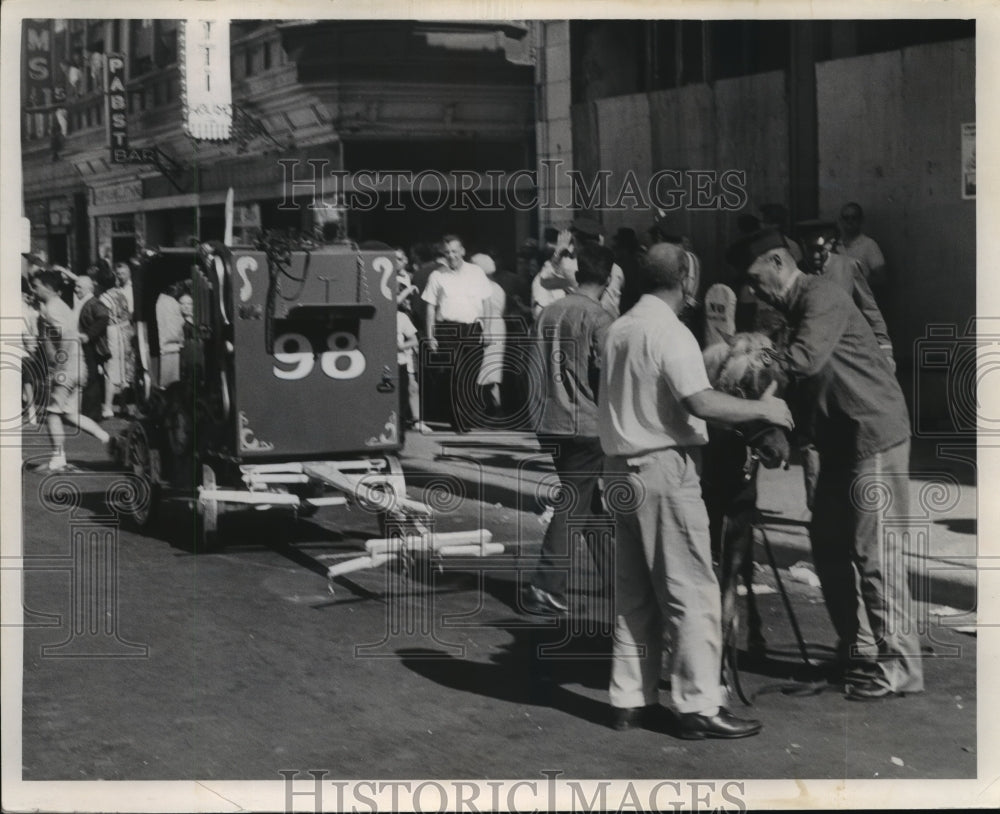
left=397, top=276, right=431, bottom=435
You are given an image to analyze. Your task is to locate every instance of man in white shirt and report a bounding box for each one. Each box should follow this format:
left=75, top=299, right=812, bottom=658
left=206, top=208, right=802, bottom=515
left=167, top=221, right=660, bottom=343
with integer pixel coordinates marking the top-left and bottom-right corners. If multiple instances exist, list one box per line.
left=835, top=202, right=886, bottom=290
left=598, top=242, right=792, bottom=739
left=421, top=235, right=492, bottom=432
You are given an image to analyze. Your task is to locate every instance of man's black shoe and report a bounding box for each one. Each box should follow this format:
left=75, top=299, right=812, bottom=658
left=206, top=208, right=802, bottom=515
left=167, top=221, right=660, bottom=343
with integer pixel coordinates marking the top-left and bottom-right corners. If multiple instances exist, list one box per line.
left=676, top=707, right=762, bottom=740
left=611, top=705, right=657, bottom=731
left=844, top=680, right=906, bottom=702
left=521, top=585, right=568, bottom=616
left=835, top=661, right=881, bottom=686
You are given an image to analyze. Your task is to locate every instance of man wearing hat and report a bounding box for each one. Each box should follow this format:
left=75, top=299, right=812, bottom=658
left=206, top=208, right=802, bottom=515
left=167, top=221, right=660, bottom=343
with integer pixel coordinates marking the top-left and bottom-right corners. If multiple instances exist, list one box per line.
left=798, top=222, right=892, bottom=365
left=732, top=228, right=923, bottom=701
left=531, top=218, right=624, bottom=319
left=599, top=242, right=793, bottom=739
left=795, top=221, right=895, bottom=515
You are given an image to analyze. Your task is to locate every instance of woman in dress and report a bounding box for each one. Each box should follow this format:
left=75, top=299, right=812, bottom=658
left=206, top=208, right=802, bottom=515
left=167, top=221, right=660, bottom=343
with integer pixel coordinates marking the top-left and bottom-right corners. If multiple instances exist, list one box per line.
left=98, top=264, right=136, bottom=417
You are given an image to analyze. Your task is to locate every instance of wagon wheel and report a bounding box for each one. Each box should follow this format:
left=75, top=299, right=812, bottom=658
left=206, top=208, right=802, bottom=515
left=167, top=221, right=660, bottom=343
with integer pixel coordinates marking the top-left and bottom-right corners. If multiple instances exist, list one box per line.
left=195, top=463, right=223, bottom=551
left=123, top=423, right=159, bottom=529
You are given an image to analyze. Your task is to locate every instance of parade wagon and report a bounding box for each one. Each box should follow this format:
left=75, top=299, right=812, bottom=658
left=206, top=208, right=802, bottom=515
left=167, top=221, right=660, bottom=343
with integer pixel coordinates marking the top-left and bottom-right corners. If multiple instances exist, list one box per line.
left=116, top=238, right=500, bottom=582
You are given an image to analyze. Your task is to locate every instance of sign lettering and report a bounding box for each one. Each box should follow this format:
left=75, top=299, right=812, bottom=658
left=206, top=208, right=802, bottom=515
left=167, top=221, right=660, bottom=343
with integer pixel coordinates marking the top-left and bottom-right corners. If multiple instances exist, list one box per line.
left=182, top=19, right=232, bottom=140
left=272, top=333, right=367, bottom=381
left=23, top=20, right=53, bottom=108
left=106, top=53, right=131, bottom=162
left=92, top=179, right=143, bottom=207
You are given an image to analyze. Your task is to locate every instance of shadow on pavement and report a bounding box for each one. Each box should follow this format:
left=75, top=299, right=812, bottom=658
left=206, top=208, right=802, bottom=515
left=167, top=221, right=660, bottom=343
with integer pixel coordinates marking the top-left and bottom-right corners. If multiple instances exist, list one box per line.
left=397, top=628, right=613, bottom=727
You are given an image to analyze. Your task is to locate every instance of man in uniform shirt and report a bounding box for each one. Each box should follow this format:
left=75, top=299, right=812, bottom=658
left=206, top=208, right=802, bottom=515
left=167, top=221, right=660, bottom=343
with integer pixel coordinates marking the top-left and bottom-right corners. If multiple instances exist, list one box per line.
left=798, top=222, right=895, bottom=516
left=422, top=234, right=492, bottom=432
left=804, top=227, right=893, bottom=365
left=598, top=243, right=793, bottom=739
left=735, top=228, right=923, bottom=701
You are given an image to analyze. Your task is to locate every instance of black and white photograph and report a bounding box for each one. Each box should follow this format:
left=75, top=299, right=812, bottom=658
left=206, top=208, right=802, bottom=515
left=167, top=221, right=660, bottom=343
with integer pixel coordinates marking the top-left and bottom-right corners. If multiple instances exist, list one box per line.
left=2, top=1, right=996, bottom=811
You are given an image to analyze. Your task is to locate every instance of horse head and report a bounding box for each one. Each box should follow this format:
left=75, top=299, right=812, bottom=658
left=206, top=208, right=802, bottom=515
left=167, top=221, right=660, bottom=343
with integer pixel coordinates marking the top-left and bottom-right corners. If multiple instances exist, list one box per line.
left=704, top=332, right=787, bottom=399
left=704, top=332, right=789, bottom=468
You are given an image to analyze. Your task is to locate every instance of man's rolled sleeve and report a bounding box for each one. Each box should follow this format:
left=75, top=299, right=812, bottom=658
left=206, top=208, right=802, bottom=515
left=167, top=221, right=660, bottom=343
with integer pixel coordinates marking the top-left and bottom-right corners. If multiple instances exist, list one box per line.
left=421, top=272, right=442, bottom=307
left=660, top=330, right=711, bottom=400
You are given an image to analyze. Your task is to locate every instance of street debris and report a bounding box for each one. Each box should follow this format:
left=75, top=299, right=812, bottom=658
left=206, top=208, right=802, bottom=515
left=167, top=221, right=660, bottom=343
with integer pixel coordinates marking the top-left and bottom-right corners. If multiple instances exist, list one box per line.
left=787, top=561, right=821, bottom=588
left=928, top=604, right=977, bottom=635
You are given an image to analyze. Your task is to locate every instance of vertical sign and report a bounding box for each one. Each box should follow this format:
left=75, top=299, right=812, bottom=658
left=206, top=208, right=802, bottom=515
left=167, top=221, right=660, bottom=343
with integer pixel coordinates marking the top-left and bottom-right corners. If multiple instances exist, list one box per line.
left=961, top=122, right=975, bottom=200
left=23, top=19, right=53, bottom=138
left=181, top=19, right=232, bottom=140
left=106, top=53, right=129, bottom=162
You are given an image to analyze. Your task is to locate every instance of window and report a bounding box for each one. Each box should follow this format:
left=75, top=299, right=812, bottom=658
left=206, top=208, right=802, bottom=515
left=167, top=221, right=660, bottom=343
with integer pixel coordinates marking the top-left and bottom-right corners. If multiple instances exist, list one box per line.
left=87, top=21, right=104, bottom=53
left=129, top=19, right=154, bottom=76
left=111, top=216, right=135, bottom=234
left=571, top=20, right=645, bottom=102
left=679, top=20, right=704, bottom=85
left=651, top=20, right=677, bottom=89
left=245, top=47, right=255, bottom=76
left=854, top=19, right=974, bottom=57
left=649, top=20, right=705, bottom=89
left=154, top=20, right=179, bottom=68
left=708, top=21, right=790, bottom=81
left=263, top=41, right=273, bottom=70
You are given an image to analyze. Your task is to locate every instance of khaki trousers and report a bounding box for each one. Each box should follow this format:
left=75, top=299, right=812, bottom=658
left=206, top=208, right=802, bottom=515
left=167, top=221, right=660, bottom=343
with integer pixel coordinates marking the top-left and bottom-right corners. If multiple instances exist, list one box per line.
left=810, top=439, right=924, bottom=692
left=606, top=447, right=725, bottom=714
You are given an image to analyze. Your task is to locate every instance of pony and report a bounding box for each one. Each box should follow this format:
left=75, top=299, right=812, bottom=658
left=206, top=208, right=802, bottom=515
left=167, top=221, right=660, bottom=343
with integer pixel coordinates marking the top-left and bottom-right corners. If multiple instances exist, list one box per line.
left=701, top=333, right=790, bottom=668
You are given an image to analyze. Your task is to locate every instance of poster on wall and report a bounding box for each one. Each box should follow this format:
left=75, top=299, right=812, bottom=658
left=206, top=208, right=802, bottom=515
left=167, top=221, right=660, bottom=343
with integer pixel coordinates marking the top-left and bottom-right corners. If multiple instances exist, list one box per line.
left=961, top=121, right=975, bottom=199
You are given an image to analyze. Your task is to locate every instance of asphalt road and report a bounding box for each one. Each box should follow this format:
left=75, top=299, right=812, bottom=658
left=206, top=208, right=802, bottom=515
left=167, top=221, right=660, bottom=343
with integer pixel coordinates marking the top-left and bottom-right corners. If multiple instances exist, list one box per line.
left=17, top=426, right=977, bottom=783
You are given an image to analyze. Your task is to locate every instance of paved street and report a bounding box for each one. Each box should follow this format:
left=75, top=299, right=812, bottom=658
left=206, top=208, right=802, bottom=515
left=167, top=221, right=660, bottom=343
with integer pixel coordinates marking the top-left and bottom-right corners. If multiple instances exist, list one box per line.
left=17, top=419, right=978, bottom=781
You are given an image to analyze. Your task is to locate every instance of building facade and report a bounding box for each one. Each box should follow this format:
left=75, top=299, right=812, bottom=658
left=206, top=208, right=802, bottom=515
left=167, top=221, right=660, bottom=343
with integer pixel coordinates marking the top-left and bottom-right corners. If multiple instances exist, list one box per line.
left=534, top=18, right=975, bottom=428
left=21, top=19, right=537, bottom=271
left=21, top=18, right=976, bottom=429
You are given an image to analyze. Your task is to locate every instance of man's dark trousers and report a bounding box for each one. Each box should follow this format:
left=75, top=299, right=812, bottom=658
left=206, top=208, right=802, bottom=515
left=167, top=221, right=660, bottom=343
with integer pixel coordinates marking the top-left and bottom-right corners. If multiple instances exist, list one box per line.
left=532, top=434, right=610, bottom=604
left=434, top=320, right=483, bottom=432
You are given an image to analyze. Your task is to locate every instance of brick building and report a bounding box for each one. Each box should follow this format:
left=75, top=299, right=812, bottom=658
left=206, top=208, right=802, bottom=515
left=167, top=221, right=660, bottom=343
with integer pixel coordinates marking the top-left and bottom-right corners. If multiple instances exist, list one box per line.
left=20, top=19, right=536, bottom=271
